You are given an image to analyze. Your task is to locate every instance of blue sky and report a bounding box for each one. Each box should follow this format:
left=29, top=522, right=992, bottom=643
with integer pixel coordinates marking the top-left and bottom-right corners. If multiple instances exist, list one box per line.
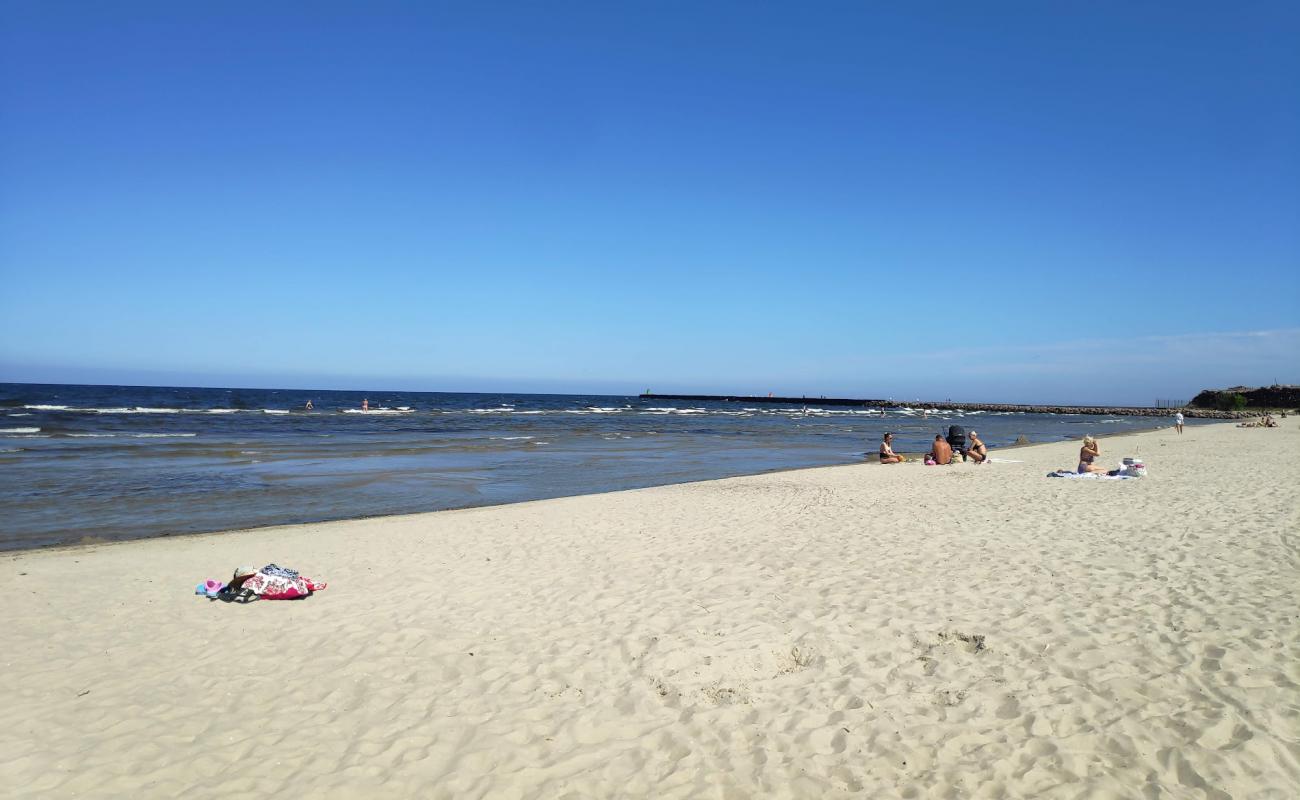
left=2, top=1, right=1296, bottom=404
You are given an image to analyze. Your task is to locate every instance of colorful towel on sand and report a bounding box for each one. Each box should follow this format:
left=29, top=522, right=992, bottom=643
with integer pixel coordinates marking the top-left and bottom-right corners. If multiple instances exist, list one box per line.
left=1046, top=470, right=1133, bottom=480
left=242, top=571, right=327, bottom=599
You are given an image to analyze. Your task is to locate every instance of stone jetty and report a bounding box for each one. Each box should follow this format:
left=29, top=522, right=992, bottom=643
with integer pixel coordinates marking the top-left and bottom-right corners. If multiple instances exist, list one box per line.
left=638, top=394, right=1250, bottom=419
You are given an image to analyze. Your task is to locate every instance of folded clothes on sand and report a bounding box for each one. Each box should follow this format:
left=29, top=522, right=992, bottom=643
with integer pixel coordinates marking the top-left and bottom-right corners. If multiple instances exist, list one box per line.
left=194, top=579, right=226, bottom=598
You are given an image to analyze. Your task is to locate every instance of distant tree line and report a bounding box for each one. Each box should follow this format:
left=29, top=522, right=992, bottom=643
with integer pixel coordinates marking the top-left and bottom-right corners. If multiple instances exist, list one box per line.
left=1189, top=385, right=1299, bottom=411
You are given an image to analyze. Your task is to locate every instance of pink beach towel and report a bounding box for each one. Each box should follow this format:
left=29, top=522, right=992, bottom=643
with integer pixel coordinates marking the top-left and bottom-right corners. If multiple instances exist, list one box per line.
left=241, top=572, right=327, bottom=600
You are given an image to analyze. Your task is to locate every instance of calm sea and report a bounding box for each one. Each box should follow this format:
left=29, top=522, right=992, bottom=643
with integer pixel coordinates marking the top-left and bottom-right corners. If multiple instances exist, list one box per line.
left=0, top=383, right=1192, bottom=550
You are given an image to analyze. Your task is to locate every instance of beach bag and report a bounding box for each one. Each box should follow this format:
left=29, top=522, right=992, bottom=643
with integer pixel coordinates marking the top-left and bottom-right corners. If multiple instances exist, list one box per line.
left=1120, top=457, right=1147, bottom=477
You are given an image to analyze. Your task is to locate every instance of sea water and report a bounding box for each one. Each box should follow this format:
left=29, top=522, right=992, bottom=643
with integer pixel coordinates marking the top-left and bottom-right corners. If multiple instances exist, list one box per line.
left=0, top=383, right=1196, bottom=549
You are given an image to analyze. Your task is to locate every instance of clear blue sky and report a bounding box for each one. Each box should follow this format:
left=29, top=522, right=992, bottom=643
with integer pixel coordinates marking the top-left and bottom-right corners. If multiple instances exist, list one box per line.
left=2, top=1, right=1296, bottom=404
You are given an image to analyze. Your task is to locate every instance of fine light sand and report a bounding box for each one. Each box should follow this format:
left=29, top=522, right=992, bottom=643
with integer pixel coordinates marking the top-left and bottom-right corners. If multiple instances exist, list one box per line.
left=2, top=422, right=1298, bottom=798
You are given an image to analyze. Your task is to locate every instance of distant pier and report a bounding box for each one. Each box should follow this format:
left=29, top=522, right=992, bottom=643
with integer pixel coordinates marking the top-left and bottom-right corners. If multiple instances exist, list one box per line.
left=638, top=394, right=1245, bottom=419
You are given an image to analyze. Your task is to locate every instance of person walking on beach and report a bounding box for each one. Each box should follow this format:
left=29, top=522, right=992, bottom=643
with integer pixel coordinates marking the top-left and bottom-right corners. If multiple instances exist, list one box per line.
left=1078, top=435, right=1107, bottom=474
left=967, top=430, right=988, bottom=464
left=1174, top=410, right=1184, bottom=434
left=878, top=433, right=905, bottom=464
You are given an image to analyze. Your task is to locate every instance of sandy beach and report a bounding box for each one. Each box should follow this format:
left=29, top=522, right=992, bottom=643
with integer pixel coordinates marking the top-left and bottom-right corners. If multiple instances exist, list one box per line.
left=1, top=421, right=1297, bottom=798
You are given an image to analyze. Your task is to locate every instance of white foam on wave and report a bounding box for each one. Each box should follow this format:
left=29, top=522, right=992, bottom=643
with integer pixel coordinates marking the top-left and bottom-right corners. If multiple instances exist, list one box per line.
left=490, top=436, right=534, bottom=441
left=342, top=408, right=413, bottom=415
left=8, top=413, right=32, bottom=417
left=1, top=427, right=40, bottom=434
left=262, top=409, right=290, bottom=415
left=206, top=409, right=239, bottom=414
left=24, top=404, right=68, bottom=410
left=0, top=447, right=21, bottom=452
left=68, top=433, right=117, bottom=437
left=132, top=433, right=198, bottom=438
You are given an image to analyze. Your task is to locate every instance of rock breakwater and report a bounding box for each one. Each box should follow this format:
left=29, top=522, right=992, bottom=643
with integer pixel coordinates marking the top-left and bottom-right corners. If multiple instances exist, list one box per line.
left=639, top=394, right=1250, bottom=419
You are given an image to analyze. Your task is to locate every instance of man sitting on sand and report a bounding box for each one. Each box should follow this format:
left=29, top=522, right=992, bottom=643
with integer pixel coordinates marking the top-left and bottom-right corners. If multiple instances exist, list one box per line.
left=967, top=431, right=988, bottom=464
left=928, top=435, right=953, bottom=465
left=879, top=433, right=905, bottom=464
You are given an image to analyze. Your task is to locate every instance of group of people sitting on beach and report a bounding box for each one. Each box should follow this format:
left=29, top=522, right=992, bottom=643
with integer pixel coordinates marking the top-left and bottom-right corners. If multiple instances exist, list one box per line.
left=1237, top=414, right=1279, bottom=428
left=877, top=425, right=987, bottom=465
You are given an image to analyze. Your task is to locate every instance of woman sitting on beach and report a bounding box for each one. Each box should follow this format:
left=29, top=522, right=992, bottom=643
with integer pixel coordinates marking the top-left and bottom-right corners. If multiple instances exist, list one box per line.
left=1078, top=435, right=1107, bottom=474
left=967, top=431, right=988, bottom=464
left=879, top=433, right=905, bottom=464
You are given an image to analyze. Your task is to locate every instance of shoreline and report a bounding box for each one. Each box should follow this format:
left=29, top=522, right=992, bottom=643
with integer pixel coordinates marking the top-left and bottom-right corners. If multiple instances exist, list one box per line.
left=2, top=421, right=1297, bottom=796
left=4, top=419, right=1183, bottom=556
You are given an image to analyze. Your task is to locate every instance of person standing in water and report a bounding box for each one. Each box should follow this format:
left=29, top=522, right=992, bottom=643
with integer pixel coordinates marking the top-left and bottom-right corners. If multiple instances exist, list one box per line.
left=362, top=398, right=369, bottom=412
left=305, top=399, right=313, bottom=411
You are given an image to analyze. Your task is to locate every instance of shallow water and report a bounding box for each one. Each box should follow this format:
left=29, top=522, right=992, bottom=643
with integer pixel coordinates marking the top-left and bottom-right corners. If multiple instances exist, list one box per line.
left=0, top=383, right=1195, bottom=549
